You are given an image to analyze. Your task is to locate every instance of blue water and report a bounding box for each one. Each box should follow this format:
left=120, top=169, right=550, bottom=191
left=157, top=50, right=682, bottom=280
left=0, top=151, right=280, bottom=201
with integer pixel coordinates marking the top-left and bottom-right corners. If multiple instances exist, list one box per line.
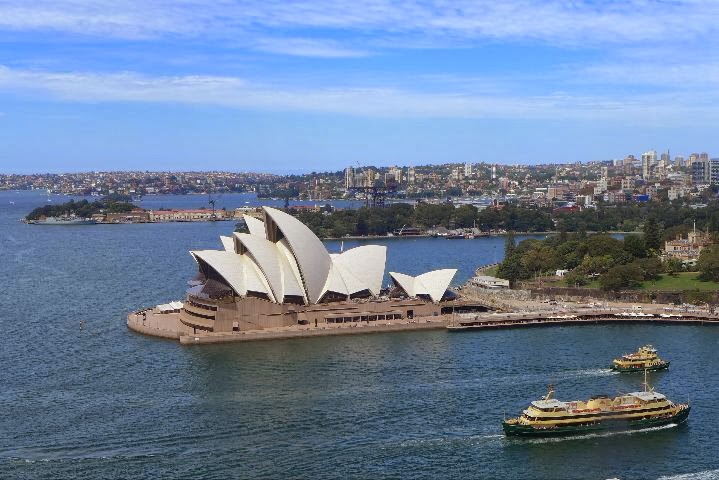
left=1, top=190, right=718, bottom=479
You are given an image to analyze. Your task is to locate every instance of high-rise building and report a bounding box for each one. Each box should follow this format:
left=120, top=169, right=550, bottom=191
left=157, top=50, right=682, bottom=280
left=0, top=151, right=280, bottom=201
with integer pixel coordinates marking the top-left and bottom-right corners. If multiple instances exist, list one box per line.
left=692, top=160, right=710, bottom=185
left=641, top=150, right=657, bottom=179
left=452, top=166, right=463, bottom=182
left=407, top=167, right=416, bottom=185
left=388, top=166, right=402, bottom=185
left=711, top=159, right=719, bottom=185
left=363, top=168, right=376, bottom=187
left=464, top=162, right=472, bottom=177
left=344, top=166, right=354, bottom=190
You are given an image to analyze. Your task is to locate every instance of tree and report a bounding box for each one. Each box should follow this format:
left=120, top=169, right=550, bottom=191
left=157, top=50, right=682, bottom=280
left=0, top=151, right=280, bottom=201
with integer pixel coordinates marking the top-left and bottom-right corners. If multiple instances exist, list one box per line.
left=520, top=243, right=559, bottom=278
left=623, top=235, right=647, bottom=258
left=697, top=246, right=719, bottom=282
left=454, top=204, right=478, bottom=228
left=665, top=258, right=683, bottom=276
left=599, top=264, right=644, bottom=291
left=497, top=256, right=522, bottom=288
left=578, top=255, right=614, bottom=276
left=504, top=230, right=517, bottom=258
left=632, top=257, right=663, bottom=281
left=643, top=217, right=663, bottom=252
left=564, top=269, right=589, bottom=287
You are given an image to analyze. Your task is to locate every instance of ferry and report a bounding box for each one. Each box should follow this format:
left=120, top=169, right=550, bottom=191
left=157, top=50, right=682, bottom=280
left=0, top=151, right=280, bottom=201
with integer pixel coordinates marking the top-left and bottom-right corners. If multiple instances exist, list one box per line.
left=26, top=216, right=97, bottom=226
left=611, top=345, right=669, bottom=372
left=502, top=376, right=690, bottom=437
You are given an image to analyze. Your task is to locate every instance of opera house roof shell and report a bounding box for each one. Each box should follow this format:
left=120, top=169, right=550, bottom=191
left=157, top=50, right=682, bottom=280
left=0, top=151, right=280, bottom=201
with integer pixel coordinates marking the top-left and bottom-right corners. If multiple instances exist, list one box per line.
left=190, top=206, right=456, bottom=305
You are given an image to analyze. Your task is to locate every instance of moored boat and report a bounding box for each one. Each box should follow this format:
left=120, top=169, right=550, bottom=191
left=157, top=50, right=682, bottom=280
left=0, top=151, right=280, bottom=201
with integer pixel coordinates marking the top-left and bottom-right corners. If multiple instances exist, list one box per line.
left=611, top=345, right=669, bottom=372
left=502, top=377, right=690, bottom=437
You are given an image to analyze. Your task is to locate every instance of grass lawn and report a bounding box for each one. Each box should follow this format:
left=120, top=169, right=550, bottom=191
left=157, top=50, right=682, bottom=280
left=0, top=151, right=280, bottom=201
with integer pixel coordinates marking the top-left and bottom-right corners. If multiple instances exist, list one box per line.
left=640, top=272, right=719, bottom=291
left=483, top=265, right=499, bottom=276
left=560, top=272, right=719, bottom=291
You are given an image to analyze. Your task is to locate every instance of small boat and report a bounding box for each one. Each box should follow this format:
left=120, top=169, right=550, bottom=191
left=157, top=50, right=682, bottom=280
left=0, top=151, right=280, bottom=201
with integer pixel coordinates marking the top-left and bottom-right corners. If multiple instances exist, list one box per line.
left=502, top=375, right=689, bottom=437
left=445, top=233, right=465, bottom=239
left=611, top=345, right=669, bottom=372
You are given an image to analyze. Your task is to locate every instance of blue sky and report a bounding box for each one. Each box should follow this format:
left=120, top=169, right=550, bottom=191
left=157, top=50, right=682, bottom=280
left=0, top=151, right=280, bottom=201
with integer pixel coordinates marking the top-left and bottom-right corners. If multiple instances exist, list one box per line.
left=1, top=1, right=719, bottom=173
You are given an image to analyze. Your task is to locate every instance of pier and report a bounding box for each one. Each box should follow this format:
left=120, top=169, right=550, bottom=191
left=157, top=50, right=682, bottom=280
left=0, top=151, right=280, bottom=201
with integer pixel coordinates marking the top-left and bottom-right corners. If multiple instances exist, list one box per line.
left=447, top=308, right=719, bottom=331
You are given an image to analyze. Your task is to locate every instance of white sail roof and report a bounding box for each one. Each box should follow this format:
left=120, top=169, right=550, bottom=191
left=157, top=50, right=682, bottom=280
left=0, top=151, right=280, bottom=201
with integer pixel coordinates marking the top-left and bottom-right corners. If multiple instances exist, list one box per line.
left=219, top=235, right=235, bottom=252
left=243, top=215, right=267, bottom=239
left=331, top=245, right=386, bottom=296
left=233, top=232, right=305, bottom=302
left=417, top=269, right=457, bottom=303
left=319, top=262, right=350, bottom=300
left=389, top=271, right=417, bottom=297
left=191, top=250, right=273, bottom=300
left=388, top=269, right=457, bottom=303
left=188, top=208, right=456, bottom=306
left=263, top=206, right=331, bottom=304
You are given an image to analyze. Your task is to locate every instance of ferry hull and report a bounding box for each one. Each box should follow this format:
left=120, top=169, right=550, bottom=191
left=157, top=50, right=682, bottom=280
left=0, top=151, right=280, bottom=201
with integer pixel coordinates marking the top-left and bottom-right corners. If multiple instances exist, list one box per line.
left=502, top=405, right=690, bottom=437
left=611, top=361, right=670, bottom=373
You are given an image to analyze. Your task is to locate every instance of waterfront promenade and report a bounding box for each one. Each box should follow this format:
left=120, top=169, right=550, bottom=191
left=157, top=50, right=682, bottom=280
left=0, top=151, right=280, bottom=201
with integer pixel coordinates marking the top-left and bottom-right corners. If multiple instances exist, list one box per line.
left=128, top=303, right=719, bottom=345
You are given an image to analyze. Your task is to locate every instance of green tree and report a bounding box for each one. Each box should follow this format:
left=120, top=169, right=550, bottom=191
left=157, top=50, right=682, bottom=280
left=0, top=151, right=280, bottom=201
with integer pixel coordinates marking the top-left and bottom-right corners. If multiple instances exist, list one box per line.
left=504, top=230, right=517, bottom=258
left=665, top=258, right=683, bottom=276
left=599, top=264, right=644, bottom=291
left=454, top=204, right=478, bottom=228
left=623, top=235, right=647, bottom=258
left=632, top=257, right=663, bottom=281
left=697, top=246, right=719, bottom=282
left=578, top=255, right=614, bottom=276
left=520, top=243, right=559, bottom=278
left=497, top=255, right=523, bottom=288
left=564, top=269, right=589, bottom=287
left=643, top=217, right=663, bottom=252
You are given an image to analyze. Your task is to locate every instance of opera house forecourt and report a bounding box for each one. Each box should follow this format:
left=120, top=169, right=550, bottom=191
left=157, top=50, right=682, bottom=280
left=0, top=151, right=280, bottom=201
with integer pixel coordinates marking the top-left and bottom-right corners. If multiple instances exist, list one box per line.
left=128, top=206, right=469, bottom=344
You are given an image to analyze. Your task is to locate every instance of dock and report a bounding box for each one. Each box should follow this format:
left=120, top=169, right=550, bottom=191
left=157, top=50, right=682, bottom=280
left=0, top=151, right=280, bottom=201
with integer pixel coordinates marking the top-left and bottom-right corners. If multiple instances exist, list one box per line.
left=447, top=308, right=719, bottom=331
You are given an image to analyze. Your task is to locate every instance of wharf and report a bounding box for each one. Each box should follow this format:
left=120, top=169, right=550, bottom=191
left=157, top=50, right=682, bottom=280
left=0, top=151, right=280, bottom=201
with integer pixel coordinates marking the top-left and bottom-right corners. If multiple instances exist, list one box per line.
left=448, top=308, right=719, bottom=331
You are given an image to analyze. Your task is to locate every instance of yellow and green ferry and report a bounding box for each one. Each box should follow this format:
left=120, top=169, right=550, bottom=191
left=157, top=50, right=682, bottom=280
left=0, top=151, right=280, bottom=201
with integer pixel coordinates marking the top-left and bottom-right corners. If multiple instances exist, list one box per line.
left=502, top=378, right=690, bottom=437
left=611, top=345, right=669, bottom=373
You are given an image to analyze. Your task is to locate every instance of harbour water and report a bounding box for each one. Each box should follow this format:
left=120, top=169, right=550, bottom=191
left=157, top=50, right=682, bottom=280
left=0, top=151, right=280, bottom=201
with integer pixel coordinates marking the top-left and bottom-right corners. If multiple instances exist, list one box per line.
left=2, top=191, right=719, bottom=479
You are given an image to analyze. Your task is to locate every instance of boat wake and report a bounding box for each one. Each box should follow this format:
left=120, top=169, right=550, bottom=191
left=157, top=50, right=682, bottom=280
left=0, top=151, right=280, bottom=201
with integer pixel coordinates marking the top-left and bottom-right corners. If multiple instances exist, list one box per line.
left=657, top=469, right=719, bottom=480
left=560, top=368, right=619, bottom=378
left=399, top=433, right=503, bottom=448
left=517, top=423, right=678, bottom=444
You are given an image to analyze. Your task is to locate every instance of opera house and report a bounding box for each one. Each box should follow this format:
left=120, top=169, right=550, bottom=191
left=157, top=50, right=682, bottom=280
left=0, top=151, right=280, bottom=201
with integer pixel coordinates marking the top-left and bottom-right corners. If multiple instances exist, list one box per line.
left=129, top=206, right=466, bottom=342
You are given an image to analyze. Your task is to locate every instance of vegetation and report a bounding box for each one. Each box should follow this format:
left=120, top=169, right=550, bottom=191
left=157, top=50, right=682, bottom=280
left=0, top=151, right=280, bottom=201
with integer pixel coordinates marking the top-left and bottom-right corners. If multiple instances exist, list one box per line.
left=290, top=197, right=719, bottom=241
left=25, top=195, right=135, bottom=220
left=292, top=203, right=554, bottom=238
left=554, top=200, right=719, bottom=234
left=496, top=228, right=719, bottom=293
left=697, top=245, right=719, bottom=282
left=639, top=272, right=719, bottom=292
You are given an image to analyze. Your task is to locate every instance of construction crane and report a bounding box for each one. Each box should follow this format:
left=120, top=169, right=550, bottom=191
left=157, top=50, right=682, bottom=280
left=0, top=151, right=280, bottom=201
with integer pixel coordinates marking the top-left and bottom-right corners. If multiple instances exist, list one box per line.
left=348, top=161, right=396, bottom=208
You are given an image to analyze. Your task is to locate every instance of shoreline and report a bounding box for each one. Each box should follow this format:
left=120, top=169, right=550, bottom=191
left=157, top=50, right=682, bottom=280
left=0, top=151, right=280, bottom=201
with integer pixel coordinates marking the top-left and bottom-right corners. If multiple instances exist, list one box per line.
left=127, top=306, right=719, bottom=345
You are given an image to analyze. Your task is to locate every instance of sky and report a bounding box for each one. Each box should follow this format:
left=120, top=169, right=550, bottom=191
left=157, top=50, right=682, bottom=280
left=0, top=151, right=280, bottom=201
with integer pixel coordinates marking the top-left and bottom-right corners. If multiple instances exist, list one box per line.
left=2, top=1, right=719, bottom=174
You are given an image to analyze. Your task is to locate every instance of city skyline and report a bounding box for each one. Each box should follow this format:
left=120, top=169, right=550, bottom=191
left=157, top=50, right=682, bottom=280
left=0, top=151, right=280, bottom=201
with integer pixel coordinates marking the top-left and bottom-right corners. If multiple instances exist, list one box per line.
left=2, top=1, right=719, bottom=172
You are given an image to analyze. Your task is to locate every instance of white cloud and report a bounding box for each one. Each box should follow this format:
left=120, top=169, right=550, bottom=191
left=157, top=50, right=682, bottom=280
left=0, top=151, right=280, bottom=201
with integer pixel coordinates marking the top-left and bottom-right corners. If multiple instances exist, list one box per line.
left=253, top=37, right=370, bottom=58
left=581, top=60, right=719, bottom=87
left=1, top=65, right=718, bottom=123
left=0, top=0, right=718, bottom=48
